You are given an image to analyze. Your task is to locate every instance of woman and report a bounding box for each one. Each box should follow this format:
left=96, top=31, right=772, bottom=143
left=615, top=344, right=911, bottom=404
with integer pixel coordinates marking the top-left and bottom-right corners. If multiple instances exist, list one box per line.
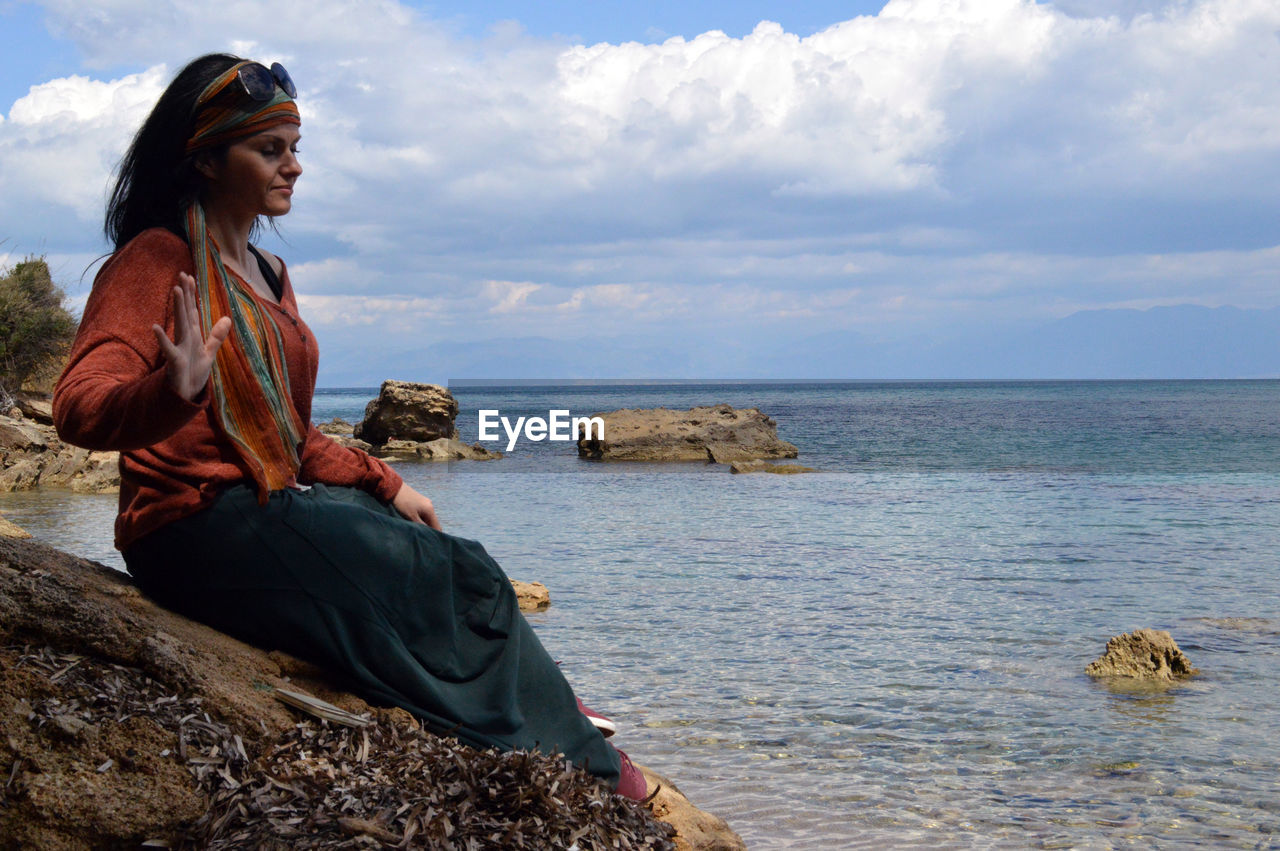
left=53, top=53, right=645, bottom=800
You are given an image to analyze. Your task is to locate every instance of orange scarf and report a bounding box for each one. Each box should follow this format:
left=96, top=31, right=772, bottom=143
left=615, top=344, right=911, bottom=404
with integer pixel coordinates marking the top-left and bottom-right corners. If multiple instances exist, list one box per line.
left=181, top=62, right=306, bottom=499
left=185, top=203, right=306, bottom=500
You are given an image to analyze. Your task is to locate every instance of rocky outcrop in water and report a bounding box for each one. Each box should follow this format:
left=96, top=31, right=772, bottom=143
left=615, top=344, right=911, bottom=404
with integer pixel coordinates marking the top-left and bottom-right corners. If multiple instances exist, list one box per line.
left=0, top=535, right=742, bottom=850
left=1085, top=628, right=1199, bottom=681
left=0, top=409, right=119, bottom=493
left=355, top=381, right=459, bottom=446
left=375, top=437, right=501, bottom=462
left=315, top=416, right=355, bottom=435
left=1192, top=617, right=1278, bottom=634
left=577, top=404, right=799, bottom=463
left=353, top=381, right=501, bottom=461
left=729, top=460, right=816, bottom=475
left=510, top=579, right=551, bottom=612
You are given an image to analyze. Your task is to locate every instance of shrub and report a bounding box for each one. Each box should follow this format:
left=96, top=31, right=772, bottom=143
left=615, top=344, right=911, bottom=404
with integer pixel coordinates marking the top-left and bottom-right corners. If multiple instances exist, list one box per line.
left=0, top=257, right=78, bottom=399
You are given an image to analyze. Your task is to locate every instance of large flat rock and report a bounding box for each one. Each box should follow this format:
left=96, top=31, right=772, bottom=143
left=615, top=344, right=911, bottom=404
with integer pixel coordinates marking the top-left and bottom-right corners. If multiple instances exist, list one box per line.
left=0, top=535, right=740, bottom=849
left=578, top=403, right=799, bottom=462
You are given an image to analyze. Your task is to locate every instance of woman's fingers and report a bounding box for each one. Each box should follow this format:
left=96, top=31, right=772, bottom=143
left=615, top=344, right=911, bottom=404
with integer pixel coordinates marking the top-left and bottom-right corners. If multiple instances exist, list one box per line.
left=168, top=286, right=187, bottom=343
left=416, top=498, right=442, bottom=530
left=151, top=323, right=179, bottom=360
left=158, top=272, right=232, bottom=401
left=204, top=316, right=232, bottom=358
left=174, top=273, right=200, bottom=338
left=392, top=484, right=444, bottom=530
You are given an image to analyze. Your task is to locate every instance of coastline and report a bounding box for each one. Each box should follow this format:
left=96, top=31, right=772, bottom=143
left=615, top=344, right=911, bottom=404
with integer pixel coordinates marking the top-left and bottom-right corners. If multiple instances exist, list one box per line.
left=7, top=381, right=1280, bottom=846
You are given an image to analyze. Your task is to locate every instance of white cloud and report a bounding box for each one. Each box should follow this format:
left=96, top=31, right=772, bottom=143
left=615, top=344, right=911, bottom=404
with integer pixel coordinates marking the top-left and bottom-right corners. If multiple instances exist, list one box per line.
left=482, top=280, right=542, bottom=314
left=0, top=65, right=165, bottom=232
left=15, top=0, right=1279, bottom=229
left=2, top=0, right=1277, bottom=376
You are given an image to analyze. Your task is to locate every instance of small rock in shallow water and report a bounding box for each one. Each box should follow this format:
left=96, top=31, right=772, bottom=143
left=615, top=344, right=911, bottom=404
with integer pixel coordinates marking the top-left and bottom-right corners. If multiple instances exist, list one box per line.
left=1192, top=616, right=1277, bottom=634
left=315, top=417, right=354, bottom=435
left=728, top=460, right=815, bottom=475
left=1085, top=628, right=1199, bottom=681
left=510, top=579, right=550, bottom=611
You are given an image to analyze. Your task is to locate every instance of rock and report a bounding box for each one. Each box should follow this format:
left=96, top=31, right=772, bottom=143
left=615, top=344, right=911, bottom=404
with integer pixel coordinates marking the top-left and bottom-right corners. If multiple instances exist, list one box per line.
left=374, top=437, right=502, bottom=462
left=640, top=765, right=746, bottom=851
left=0, top=418, right=49, bottom=453
left=729, top=460, right=816, bottom=475
left=327, top=434, right=374, bottom=452
left=355, top=381, right=458, bottom=446
left=0, top=535, right=739, bottom=850
left=14, top=394, right=54, bottom=425
left=0, top=412, right=121, bottom=494
left=39, top=447, right=120, bottom=493
left=1085, top=628, right=1199, bottom=681
left=315, top=417, right=354, bottom=435
left=0, top=513, right=31, bottom=538
left=578, top=404, right=799, bottom=463
left=1192, top=617, right=1277, bottom=634
left=379, top=438, right=423, bottom=454
left=66, top=455, right=122, bottom=494
left=511, top=580, right=550, bottom=612
left=418, top=437, right=502, bottom=461
left=0, top=457, right=43, bottom=491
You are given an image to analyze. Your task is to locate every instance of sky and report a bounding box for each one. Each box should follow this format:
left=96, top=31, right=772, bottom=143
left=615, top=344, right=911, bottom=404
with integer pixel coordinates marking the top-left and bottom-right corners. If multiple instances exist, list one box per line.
left=1, top=0, right=1277, bottom=382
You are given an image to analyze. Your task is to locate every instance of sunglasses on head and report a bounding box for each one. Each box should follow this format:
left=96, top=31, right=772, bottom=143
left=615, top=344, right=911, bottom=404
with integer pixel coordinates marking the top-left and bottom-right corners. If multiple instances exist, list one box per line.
left=234, top=61, right=297, bottom=101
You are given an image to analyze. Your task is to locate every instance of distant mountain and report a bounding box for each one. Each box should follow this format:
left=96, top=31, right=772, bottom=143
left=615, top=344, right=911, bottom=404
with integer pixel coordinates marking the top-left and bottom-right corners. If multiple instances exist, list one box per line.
left=314, top=304, right=1280, bottom=384
left=946, top=305, right=1280, bottom=379
left=793, top=305, right=1280, bottom=379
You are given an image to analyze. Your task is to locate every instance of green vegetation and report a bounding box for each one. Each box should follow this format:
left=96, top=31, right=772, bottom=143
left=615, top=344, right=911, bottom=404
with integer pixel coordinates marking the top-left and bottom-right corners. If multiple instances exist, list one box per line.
left=0, top=257, right=78, bottom=402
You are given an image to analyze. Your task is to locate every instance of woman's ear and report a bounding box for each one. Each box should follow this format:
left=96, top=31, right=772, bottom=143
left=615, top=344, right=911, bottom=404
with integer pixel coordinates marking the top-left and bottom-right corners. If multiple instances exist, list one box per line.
left=193, top=151, right=218, bottom=180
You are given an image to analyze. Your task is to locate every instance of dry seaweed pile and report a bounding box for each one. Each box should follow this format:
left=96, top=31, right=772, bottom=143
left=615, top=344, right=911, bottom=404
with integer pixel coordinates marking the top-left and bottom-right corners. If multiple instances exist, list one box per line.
left=195, top=715, right=674, bottom=849
left=4, top=645, right=675, bottom=850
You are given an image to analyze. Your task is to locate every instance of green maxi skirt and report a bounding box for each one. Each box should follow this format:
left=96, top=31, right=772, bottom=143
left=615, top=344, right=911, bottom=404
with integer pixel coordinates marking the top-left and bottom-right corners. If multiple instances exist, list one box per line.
left=123, top=482, right=621, bottom=787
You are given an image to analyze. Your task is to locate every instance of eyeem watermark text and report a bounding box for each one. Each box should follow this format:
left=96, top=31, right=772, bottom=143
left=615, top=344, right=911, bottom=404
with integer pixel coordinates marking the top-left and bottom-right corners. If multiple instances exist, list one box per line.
left=477, top=410, right=605, bottom=452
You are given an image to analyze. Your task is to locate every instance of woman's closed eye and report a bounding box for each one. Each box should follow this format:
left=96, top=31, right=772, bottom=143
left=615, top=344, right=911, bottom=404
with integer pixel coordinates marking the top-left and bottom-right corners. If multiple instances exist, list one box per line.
left=260, top=143, right=300, bottom=157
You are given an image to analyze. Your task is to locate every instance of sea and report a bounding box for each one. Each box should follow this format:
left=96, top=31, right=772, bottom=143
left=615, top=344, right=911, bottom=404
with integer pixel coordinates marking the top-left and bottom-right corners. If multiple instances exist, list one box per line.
left=4, top=380, right=1280, bottom=849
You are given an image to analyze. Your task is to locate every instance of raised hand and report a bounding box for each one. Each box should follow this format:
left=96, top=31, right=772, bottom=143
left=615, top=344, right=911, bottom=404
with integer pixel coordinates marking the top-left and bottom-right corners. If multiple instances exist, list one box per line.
left=151, top=271, right=233, bottom=402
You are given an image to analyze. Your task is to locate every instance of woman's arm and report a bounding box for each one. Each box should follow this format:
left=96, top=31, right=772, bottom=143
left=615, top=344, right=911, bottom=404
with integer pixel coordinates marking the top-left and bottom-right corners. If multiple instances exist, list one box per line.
left=296, top=429, right=439, bottom=528
left=297, top=425, right=404, bottom=500
left=53, top=232, right=216, bottom=450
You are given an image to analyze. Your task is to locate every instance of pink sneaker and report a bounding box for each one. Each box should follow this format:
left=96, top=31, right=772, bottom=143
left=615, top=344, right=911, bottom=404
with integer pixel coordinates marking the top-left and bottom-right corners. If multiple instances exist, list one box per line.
left=612, top=747, right=648, bottom=801
left=576, top=695, right=617, bottom=738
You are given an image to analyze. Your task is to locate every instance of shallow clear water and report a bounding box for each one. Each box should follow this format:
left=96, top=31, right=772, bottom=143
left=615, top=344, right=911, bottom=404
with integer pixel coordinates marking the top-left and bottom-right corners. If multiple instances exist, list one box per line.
left=6, top=381, right=1280, bottom=848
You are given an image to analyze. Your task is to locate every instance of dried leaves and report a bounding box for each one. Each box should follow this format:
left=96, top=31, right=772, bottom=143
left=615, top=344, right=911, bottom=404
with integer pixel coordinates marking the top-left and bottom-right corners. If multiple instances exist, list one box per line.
left=8, top=645, right=676, bottom=850
left=193, top=709, right=675, bottom=849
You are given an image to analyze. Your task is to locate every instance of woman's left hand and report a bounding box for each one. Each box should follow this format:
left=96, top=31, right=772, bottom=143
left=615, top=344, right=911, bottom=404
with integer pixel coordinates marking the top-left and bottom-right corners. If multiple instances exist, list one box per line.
left=393, top=482, right=442, bottom=530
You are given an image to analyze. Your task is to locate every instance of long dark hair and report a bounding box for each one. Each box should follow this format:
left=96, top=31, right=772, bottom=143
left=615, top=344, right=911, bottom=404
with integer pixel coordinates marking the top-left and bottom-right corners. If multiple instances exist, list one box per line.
left=105, top=53, right=243, bottom=250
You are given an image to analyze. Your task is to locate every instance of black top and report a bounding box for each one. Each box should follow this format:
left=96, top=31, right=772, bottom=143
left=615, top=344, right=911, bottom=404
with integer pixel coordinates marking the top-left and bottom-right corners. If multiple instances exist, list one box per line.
left=248, top=244, right=284, bottom=302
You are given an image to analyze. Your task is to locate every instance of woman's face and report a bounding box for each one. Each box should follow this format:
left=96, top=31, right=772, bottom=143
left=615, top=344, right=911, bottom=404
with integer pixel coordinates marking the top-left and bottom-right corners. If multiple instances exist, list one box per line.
left=200, top=125, right=302, bottom=221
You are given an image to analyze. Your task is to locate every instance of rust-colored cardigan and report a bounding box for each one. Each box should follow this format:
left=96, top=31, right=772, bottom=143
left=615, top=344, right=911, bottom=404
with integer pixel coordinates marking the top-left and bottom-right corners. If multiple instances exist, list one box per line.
left=53, top=228, right=403, bottom=551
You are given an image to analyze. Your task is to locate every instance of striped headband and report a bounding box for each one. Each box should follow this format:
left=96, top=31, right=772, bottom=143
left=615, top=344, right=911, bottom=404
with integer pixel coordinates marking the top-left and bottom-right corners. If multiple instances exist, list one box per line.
left=186, top=60, right=300, bottom=154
